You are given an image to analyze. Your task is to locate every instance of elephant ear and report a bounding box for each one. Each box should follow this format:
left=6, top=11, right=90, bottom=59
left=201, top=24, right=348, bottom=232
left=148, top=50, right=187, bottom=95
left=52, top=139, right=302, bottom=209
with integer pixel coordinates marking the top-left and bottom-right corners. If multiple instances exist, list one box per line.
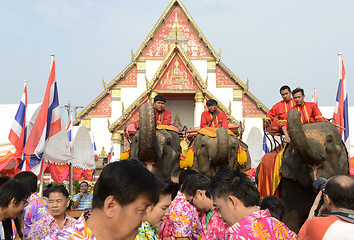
left=279, top=143, right=313, bottom=187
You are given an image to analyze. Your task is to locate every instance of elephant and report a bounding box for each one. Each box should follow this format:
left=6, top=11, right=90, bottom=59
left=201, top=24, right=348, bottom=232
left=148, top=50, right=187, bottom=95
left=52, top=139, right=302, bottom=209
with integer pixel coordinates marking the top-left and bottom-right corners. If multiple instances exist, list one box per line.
left=192, top=127, right=252, bottom=178
left=130, top=103, right=181, bottom=180
left=260, top=110, right=349, bottom=232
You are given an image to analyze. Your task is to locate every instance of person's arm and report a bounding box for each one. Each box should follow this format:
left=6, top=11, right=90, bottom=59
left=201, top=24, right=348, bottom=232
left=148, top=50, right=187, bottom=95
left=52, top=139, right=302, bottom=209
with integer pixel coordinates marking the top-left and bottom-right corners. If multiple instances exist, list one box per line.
left=200, top=112, right=208, bottom=128
left=162, top=110, right=172, bottom=125
left=220, top=113, right=228, bottom=128
left=312, top=103, right=325, bottom=122
left=265, top=104, right=278, bottom=122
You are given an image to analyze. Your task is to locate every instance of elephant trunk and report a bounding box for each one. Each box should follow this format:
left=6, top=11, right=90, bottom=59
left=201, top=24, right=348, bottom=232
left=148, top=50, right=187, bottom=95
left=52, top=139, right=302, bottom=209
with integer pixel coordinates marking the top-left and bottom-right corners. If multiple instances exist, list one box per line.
left=215, top=127, right=229, bottom=166
left=138, top=103, right=157, bottom=162
left=287, top=110, right=323, bottom=165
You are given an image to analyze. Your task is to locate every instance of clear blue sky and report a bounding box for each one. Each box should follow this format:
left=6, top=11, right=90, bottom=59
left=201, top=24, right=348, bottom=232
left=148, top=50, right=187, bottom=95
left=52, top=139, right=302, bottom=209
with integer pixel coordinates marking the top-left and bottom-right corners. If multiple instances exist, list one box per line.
left=1, top=0, right=353, bottom=117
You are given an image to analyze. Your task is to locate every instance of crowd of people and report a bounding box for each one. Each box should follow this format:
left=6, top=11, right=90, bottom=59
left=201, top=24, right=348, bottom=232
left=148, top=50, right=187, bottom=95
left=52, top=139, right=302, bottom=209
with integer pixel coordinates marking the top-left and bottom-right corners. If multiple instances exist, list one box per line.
left=0, top=160, right=352, bottom=240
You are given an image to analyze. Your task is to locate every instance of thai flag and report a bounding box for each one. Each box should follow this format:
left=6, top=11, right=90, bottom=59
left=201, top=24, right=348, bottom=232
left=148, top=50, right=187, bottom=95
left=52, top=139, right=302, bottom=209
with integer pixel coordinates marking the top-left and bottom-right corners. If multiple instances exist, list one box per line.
left=23, top=60, right=61, bottom=170
left=93, top=135, right=98, bottom=162
left=8, top=82, right=27, bottom=157
left=311, top=87, right=318, bottom=106
left=66, top=115, right=73, bottom=149
left=262, top=133, right=269, bottom=154
left=333, top=54, right=350, bottom=151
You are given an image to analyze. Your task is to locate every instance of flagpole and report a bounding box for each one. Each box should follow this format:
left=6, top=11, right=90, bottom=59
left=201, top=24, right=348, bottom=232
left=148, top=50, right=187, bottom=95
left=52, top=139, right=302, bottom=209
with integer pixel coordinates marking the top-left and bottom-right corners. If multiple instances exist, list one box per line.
left=39, top=53, right=55, bottom=197
left=65, top=101, right=74, bottom=198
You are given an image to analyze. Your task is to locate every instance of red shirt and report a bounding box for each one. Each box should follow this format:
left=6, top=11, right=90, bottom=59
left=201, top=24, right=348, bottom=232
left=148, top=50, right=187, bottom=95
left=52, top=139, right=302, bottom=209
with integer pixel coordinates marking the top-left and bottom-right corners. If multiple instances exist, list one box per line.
left=200, top=111, right=228, bottom=128
left=281, top=102, right=325, bottom=127
left=134, top=109, right=172, bottom=129
left=266, top=99, right=295, bottom=121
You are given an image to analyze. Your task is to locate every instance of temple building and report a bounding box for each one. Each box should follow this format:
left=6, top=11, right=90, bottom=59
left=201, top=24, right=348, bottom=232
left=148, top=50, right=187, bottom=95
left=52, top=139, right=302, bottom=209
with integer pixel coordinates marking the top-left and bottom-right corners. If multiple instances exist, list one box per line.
left=73, top=0, right=269, bottom=166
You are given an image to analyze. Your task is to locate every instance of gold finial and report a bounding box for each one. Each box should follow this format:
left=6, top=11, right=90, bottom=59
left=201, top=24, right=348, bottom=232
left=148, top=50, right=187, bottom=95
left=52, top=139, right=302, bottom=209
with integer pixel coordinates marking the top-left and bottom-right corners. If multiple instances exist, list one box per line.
left=245, top=78, right=249, bottom=92
left=218, top=48, right=221, bottom=61
left=122, top=101, right=125, bottom=115
left=102, top=78, right=107, bottom=91
left=205, top=75, right=208, bottom=88
left=228, top=101, right=232, bottom=114
left=131, top=49, right=134, bottom=61
left=107, top=119, right=111, bottom=129
left=242, top=119, right=245, bottom=132
left=74, top=107, right=78, bottom=119
left=145, top=74, right=149, bottom=88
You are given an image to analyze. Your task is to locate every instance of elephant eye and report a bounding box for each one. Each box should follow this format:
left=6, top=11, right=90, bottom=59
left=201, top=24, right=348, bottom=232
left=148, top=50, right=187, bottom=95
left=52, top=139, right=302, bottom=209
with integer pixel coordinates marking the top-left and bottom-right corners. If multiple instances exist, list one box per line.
left=327, top=135, right=333, bottom=143
left=166, top=139, right=171, bottom=145
left=201, top=143, right=206, bottom=147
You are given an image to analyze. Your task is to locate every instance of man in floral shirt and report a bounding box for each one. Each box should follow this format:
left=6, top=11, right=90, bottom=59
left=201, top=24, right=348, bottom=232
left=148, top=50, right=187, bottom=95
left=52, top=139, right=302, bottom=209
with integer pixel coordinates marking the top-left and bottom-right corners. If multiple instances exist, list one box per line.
left=207, top=168, right=296, bottom=240
left=159, top=177, right=202, bottom=240
left=14, top=171, right=48, bottom=238
left=183, top=174, right=229, bottom=240
left=28, top=185, right=76, bottom=240
left=47, top=159, right=160, bottom=240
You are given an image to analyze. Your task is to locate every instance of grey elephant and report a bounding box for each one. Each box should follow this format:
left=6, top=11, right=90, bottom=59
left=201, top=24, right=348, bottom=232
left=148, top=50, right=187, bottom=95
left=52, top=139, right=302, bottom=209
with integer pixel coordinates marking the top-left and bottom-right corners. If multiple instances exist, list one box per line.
left=192, top=127, right=252, bottom=178
left=130, top=103, right=181, bottom=180
left=267, top=110, right=349, bottom=232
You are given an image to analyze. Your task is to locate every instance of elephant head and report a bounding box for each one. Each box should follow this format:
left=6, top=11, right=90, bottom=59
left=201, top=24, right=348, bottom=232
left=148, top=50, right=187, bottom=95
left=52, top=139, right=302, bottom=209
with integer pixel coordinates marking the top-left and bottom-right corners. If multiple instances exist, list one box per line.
left=280, top=110, right=349, bottom=187
left=192, top=127, right=251, bottom=178
left=130, top=103, right=181, bottom=179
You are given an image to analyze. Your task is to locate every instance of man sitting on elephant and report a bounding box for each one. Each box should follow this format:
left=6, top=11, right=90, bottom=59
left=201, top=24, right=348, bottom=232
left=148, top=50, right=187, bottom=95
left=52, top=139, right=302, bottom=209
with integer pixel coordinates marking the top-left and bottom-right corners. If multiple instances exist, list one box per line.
left=281, top=87, right=325, bottom=142
left=265, top=85, right=295, bottom=142
left=200, top=99, right=228, bottom=129
left=135, top=94, right=172, bottom=129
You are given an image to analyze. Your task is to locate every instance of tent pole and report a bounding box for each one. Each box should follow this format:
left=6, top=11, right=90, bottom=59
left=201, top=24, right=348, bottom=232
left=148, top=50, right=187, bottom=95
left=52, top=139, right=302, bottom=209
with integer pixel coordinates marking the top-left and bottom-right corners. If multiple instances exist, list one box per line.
left=39, top=158, right=46, bottom=197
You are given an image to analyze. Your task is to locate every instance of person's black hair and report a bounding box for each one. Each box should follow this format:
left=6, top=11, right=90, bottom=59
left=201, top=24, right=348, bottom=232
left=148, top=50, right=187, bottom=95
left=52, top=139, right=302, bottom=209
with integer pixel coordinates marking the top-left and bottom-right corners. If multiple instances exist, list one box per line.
left=92, top=159, right=159, bottom=208
left=279, top=85, right=291, bottom=93
left=48, top=185, right=69, bottom=199
left=181, top=174, right=210, bottom=197
left=292, top=87, right=304, bottom=96
left=13, top=171, right=37, bottom=193
left=206, top=99, right=218, bottom=107
left=80, top=181, right=89, bottom=187
left=154, top=94, right=166, bottom=103
left=158, top=179, right=177, bottom=196
left=206, top=167, right=260, bottom=207
left=0, top=180, right=30, bottom=208
left=324, top=175, right=354, bottom=210
left=178, top=168, right=198, bottom=190
left=260, top=195, right=285, bottom=220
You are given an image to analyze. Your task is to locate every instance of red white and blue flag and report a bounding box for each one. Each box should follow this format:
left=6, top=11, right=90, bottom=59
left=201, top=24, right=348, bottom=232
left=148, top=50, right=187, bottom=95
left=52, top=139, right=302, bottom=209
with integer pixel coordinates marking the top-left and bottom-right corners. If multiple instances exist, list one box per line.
left=333, top=54, right=350, bottom=151
left=66, top=115, right=73, bottom=149
left=262, top=133, right=269, bottom=154
left=93, top=135, right=98, bottom=162
left=8, top=81, right=27, bottom=157
left=23, top=60, right=61, bottom=170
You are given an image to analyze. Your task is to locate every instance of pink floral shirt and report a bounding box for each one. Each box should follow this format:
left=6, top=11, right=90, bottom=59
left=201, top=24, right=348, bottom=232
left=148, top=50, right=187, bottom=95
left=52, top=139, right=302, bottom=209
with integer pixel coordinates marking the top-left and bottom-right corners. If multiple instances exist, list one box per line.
left=229, top=209, right=297, bottom=240
left=28, top=213, right=76, bottom=240
left=201, top=208, right=229, bottom=240
left=159, top=191, right=202, bottom=240
left=24, top=192, right=49, bottom=238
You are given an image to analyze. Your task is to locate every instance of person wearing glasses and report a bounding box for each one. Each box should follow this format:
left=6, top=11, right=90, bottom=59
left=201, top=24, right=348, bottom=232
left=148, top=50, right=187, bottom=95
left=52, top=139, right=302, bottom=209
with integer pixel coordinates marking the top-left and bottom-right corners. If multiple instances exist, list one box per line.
left=183, top=174, right=230, bottom=240
left=13, top=171, right=48, bottom=239
left=159, top=174, right=202, bottom=240
left=28, top=185, right=76, bottom=240
left=298, top=175, right=354, bottom=239
left=0, top=180, right=30, bottom=240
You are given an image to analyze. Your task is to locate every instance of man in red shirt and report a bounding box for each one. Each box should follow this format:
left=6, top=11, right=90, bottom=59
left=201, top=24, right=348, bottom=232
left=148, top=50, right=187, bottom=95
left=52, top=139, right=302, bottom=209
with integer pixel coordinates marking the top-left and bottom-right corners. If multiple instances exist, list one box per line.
left=281, top=87, right=325, bottom=142
left=135, top=94, right=172, bottom=129
left=200, top=99, right=228, bottom=129
left=265, top=85, right=295, bottom=142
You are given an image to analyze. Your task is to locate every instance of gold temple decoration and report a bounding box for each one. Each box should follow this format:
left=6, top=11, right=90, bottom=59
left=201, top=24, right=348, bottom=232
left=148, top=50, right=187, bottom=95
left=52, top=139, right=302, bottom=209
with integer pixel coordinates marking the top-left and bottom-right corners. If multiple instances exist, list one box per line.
left=173, top=114, right=183, bottom=130
left=245, top=78, right=249, bottom=92
left=194, top=91, right=204, bottom=103
left=107, top=119, right=111, bottom=129
left=164, top=12, right=188, bottom=52
left=111, top=88, right=121, bottom=101
left=150, top=91, right=158, bottom=101
left=74, top=107, right=78, bottom=119
left=102, top=78, right=107, bottom=91
left=131, top=49, right=134, bottom=61
left=205, top=75, right=208, bottom=88
left=81, top=119, right=91, bottom=131
left=122, top=101, right=125, bottom=115
left=145, top=74, right=149, bottom=88
left=111, top=131, right=122, bottom=143
left=164, top=60, right=189, bottom=85
left=233, top=88, right=243, bottom=101
left=99, top=147, right=107, bottom=157
left=217, top=48, right=221, bottom=61
left=228, top=101, right=232, bottom=114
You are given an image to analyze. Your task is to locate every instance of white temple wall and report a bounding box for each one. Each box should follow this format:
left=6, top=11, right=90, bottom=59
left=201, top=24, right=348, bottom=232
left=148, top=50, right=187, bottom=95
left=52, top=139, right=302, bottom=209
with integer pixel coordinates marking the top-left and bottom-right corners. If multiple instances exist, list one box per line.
left=165, top=99, right=195, bottom=129
left=191, top=60, right=207, bottom=80
left=90, top=118, right=112, bottom=155
left=146, top=60, right=163, bottom=81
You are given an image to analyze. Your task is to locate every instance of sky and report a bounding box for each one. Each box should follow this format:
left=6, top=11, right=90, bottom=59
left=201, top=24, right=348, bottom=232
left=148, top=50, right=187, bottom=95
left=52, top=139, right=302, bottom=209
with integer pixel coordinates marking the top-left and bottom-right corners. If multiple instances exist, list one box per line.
left=1, top=0, right=353, bottom=121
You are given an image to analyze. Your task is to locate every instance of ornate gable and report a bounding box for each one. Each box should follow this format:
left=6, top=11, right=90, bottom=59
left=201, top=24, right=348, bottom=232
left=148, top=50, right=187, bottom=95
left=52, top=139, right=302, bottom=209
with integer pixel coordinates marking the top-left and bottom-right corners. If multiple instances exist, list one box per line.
left=216, top=65, right=237, bottom=87
left=117, top=66, right=137, bottom=87
left=87, top=94, right=112, bottom=117
left=243, top=95, right=265, bottom=117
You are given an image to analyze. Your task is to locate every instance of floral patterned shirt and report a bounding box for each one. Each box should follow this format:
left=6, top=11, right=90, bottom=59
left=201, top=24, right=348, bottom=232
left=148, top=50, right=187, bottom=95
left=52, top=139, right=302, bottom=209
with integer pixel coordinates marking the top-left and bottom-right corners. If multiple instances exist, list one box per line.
left=201, top=208, right=230, bottom=240
left=28, top=213, right=76, bottom=240
left=24, top=192, right=49, bottom=238
left=46, top=211, right=95, bottom=240
left=135, top=221, right=158, bottom=240
left=159, top=191, right=202, bottom=240
left=229, top=209, right=297, bottom=240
